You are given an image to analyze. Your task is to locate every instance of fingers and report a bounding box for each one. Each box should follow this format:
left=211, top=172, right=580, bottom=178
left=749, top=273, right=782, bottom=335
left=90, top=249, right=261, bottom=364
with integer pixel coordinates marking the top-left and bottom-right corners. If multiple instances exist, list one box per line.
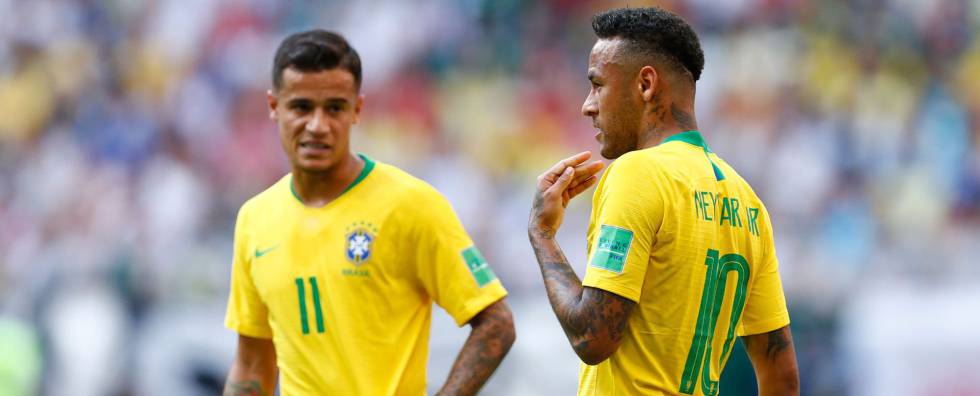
left=571, top=160, right=604, bottom=186
left=538, top=152, right=601, bottom=188
left=545, top=166, right=576, bottom=196
left=566, top=175, right=599, bottom=200
left=544, top=151, right=592, bottom=179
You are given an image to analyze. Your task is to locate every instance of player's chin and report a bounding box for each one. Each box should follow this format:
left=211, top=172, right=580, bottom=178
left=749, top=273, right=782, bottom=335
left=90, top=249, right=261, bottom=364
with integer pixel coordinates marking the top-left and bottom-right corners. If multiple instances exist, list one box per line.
left=599, top=143, right=622, bottom=160
left=294, top=158, right=337, bottom=174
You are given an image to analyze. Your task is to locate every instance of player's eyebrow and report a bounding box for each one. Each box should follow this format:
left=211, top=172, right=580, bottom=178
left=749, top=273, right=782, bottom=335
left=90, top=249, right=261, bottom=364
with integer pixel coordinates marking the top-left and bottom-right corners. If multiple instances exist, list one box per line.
left=587, top=69, right=601, bottom=83
left=285, top=97, right=350, bottom=106
left=324, top=97, right=350, bottom=105
left=285, top=97, right=312, bottom=107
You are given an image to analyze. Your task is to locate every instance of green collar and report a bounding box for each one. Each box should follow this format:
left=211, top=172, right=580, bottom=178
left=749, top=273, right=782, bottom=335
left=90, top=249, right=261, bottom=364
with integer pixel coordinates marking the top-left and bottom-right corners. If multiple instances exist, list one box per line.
left=661, top=130, right=711, bottom=152
left=344, top=153, right=376, bottom=193
left=290, top=153, right=376, bottom=203
left=661, top=130, right=725, bottom=181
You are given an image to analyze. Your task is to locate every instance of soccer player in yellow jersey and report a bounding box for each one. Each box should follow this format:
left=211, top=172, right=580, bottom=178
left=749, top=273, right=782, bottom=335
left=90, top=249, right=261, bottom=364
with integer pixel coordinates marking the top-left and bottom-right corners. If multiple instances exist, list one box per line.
left=528, top=8, right=800, bottom=396
left=223, top=30, right=515, bottom=396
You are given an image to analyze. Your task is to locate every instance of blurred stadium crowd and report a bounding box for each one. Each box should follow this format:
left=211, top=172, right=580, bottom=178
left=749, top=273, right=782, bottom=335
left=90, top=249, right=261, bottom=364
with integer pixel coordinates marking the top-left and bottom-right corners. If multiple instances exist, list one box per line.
left=1, top=0, right=979, bottom=395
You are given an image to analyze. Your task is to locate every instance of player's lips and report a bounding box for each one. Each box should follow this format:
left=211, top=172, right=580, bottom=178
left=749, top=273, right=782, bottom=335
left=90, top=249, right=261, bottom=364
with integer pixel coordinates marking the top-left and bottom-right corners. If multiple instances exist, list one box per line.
left=299, top=141, right=332, bottom=155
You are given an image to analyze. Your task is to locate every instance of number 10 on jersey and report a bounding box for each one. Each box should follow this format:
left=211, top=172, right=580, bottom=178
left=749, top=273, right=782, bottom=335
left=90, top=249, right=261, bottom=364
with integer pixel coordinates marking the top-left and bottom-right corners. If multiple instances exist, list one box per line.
left=679, top=249, right=750, bottom=395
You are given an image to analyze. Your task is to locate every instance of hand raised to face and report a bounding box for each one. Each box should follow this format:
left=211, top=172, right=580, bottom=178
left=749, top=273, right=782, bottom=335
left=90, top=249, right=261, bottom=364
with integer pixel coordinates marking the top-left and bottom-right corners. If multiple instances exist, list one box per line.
left=528, top=151, right=605, bottom=240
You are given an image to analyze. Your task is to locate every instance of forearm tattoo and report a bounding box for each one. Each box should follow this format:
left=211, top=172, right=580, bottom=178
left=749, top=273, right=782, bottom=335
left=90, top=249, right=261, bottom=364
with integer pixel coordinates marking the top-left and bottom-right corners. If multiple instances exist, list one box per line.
left=223, top=380, right=266, bottom=396
left=531, top=237, right=632, bottom=354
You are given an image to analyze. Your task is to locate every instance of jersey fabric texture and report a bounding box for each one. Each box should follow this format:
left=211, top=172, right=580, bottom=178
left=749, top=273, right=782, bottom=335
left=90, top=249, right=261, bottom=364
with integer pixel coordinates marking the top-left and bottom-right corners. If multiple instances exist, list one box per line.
left=578, top=131, right=790, bottom=396
left=225, top=155, right=508, bottom=396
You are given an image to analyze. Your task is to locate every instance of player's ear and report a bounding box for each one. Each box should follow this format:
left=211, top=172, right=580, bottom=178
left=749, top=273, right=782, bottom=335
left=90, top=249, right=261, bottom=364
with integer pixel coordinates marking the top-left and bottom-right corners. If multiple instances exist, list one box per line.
left=638, top=66, right=657, bottom=103
left=267, top=89, right=279, bottom=121
left=352, top=94, right=365, bottom=124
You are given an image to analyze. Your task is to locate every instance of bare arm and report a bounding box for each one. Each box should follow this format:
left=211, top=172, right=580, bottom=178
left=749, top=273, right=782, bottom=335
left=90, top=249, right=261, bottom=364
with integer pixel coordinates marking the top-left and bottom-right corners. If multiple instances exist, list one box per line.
left=741, top=325, right=800, bottom=396
left=529, top=234, right=634, bottom=364
left=527, top=152, right=631, bottom=365
left=437, top=299, right=516, bottom=396
left=224, top=334, right=278, bottom=396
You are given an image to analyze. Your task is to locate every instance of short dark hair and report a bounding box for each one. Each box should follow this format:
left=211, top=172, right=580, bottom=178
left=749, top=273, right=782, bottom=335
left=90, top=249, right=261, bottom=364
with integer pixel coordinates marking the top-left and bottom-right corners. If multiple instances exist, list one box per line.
left=592, top=7, right=705, bottom=81
left=271, top=29, right=362, bottom=90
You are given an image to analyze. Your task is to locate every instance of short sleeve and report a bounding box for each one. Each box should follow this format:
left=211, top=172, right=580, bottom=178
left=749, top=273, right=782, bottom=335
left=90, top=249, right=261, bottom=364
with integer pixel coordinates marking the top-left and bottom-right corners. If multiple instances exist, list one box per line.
left=224, top=204, right=273, bottom=339
left=582, top=156, right=663, bottom=303
left=412, top=190, right=508, bottom=327
left=738, top=207, right=790, bottom=336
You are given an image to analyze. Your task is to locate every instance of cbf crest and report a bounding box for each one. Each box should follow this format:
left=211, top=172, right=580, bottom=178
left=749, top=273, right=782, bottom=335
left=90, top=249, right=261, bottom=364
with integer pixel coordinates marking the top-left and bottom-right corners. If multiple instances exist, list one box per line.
left=345, top=222, right=379, bottom=265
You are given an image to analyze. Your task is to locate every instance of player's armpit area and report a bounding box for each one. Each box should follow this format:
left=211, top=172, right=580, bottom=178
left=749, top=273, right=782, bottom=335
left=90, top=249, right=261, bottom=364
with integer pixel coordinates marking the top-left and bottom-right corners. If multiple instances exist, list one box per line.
left=224, top=334, right=277, bottom=396
left=437, top=298, right=516, bottom=396
left=569, top=286, right=635, bottom=365
left=741, top=325, right=800, bottom=396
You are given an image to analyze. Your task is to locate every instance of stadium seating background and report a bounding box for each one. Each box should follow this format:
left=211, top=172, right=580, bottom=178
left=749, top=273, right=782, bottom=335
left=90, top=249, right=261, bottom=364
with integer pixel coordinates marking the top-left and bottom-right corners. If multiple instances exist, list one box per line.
left=1, top=0, right=979, bottom=395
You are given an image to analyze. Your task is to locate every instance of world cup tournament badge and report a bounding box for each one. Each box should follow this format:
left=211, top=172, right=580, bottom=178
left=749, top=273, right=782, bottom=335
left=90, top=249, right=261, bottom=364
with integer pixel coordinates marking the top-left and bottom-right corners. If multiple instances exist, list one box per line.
left=345, top=222, right=379, bottom=265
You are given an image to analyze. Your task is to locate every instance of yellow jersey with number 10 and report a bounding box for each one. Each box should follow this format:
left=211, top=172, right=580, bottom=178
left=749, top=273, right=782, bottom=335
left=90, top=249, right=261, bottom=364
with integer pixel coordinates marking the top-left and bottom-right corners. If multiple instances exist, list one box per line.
left=579, top=131, right=790, bottom=396
left=225, top=155, right=507, bottom=396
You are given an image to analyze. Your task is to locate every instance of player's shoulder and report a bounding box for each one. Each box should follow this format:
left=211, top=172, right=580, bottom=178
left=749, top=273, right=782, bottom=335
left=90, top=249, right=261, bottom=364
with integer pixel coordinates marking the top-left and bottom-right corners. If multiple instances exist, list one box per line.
left=367, top=161, right=461, bottom=230
left=712, top=157, right=763, bottom=200
left=369, top=161, right=449, bottom=206
left=595, top=150, right=672, bottom=203
left=605, top=147, right=672, bottom=180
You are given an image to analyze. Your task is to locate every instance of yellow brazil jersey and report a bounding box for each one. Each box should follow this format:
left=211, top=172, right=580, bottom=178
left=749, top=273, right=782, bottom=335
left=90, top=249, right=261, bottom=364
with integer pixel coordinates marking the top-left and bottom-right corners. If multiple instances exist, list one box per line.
left=225, top=155, right=508, bottom=396
left=579, top=131, right=790, bottom=396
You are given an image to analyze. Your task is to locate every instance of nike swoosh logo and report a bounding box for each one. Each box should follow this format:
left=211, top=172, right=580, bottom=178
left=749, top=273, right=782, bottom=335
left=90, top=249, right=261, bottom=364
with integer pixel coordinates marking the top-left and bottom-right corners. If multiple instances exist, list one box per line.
left=255, top=245, right=279, bottom=258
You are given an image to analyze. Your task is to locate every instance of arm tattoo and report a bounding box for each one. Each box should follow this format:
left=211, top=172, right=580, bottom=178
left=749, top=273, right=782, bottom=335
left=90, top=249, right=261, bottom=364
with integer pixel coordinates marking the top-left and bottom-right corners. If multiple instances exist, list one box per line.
left=438, top=301, right=515, bottom=396
left=530, top=236, right=633, bottom=362
left=223, top=380, right=266, bottom=396
left=765, top=328, right=791, bottom=361
left=743, top=327, right=793, bottom=364
left=742, top=326, right=800, bottom=394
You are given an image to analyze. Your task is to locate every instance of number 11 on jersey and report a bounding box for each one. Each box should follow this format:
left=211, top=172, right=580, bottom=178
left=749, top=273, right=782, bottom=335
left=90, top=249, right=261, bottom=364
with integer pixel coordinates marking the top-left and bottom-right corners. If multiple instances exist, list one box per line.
left=295, top=277, right=325, bottom=335
left=679, top=249, right=750, bottom=395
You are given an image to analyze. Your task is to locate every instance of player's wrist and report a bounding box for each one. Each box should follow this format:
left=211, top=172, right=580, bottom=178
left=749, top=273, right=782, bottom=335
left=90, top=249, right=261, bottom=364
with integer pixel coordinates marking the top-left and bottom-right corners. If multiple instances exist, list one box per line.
left=527, top=226, right=558, bottom=246
left=527, top=224, right=557, bottom=240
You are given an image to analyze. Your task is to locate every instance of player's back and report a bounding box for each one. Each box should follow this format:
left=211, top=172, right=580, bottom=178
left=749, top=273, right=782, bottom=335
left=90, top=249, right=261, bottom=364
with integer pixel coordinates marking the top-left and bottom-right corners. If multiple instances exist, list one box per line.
left=580, top=131, right=789, bottom=396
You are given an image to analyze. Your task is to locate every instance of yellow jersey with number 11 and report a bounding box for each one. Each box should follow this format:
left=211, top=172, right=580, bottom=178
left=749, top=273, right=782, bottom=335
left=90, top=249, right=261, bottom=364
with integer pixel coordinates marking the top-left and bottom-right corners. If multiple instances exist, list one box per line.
left=579, top=131, right=790, bottom=396
left=225, top=155, right=508, bottom=396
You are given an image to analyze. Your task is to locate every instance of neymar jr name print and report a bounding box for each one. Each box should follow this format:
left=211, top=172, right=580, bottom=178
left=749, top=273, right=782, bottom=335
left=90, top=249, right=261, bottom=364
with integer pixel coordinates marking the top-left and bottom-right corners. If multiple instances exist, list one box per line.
left=692, top=190, right=760, bottom=237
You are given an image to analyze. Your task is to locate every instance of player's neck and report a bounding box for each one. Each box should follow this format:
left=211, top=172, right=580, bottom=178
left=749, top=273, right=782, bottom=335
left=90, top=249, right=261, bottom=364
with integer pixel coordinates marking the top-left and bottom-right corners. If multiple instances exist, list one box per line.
left=638, top=123, right=699, bottom=150
left=638, top=103, right=698, bottom=149
left=291, top=153, right=364, bottom=208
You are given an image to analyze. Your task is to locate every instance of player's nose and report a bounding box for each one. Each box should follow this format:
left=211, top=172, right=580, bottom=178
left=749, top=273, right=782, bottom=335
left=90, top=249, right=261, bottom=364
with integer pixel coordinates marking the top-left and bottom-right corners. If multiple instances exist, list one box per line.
left=582, top=95, right=598, bottom=117
left=305, top=109, right=330, bottom=134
